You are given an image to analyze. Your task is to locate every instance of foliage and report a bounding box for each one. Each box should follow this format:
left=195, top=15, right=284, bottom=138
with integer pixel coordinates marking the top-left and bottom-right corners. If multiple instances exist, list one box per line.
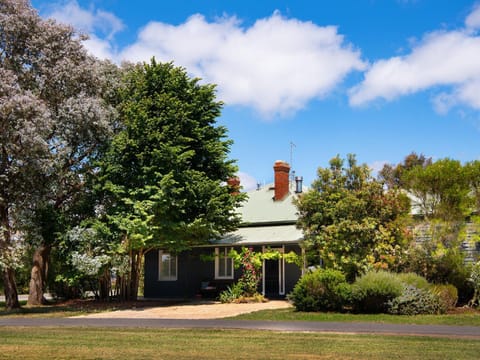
left=379, top=152, right=432, bottom=189
left=431, top=284, right=458, bottom=312
left=97, top=59, right=245, bottom=300
left=287, top=268, right=351, bottom=312
left=468, top=261, right=480, bottom=308
left=351, top=271, right=404, bottom=313
left=219, top=247, right=300, bottom=301
left=465, top=160, right=480, bottom=213
left=236, top=248, right=262, bottom=297
left=296, top=154, right=411, bottom=281
left=52, top=221, right=117, bottom=299
left=399, top=221, right=471, bottom=302
left=0, top=0, right=116, bottom=308
left=219, top=282, right=244, bottom=303
left=387, top=285, right=443, bottom=315
left=396, top=272, right=430, bottom=290
left=401, top=158, right=471, bottom=221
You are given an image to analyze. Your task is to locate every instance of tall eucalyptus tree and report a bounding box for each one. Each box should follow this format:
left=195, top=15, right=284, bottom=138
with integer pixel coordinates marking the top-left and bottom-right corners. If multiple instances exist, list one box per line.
left=0, top=0, right=116, bottom=308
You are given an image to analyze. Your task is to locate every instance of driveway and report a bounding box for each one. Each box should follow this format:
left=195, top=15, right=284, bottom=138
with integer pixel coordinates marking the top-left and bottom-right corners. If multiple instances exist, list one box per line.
left=74, top=300, right=293, bottom=319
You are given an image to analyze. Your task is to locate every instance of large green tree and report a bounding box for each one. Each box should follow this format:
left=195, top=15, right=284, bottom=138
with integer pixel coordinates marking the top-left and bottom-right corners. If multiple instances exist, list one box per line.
left=99, top=59, right=245, bottom=300
left=402, top=158, right=471, bottom=221
left=0, top=0, right=115, bottom=308
left=379, top=152, right=432, bottom=190
left=296, top=154, right=411, bottom=281
left=465, top=160, right=480, bottom=213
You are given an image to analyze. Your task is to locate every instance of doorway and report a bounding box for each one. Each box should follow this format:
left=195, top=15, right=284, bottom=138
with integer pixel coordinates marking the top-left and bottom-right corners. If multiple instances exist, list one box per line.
left=262, top=246, right=285, bottom=297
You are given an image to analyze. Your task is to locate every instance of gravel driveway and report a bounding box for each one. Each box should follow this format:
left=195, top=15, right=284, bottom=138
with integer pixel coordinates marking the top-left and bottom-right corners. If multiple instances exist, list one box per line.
left=74, top=300, right=293, bottom=319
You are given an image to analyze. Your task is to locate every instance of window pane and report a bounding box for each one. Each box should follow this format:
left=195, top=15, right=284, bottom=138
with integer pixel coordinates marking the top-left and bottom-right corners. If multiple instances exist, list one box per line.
left=226, top=258, right=232, bottom=277
left=170, top=255, right=177, bottom=278
left=216, top=247, right=233, bottom=279
left=219, top=254, right=226, bottom=277
left=160, top=254, right=170, bottom=278
left=159, top=252, right=177, bottom=280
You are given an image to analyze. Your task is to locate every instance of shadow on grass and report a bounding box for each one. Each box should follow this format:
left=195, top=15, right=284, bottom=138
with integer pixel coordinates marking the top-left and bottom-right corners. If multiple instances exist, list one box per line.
left=0, top=300, right=87, bottom=317
left=1, top=298, right=187, bottom=318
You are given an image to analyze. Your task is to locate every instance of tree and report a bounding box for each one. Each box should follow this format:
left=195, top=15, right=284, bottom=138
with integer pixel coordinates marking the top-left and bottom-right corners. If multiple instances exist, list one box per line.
left=379, top=152, right=432, bottom=190
left=465, top=160, right=480, bottom=213
left=402, top=158, right=471, bottom=221
left=0, top=0, right=115, bottom=308
left=296, top=154, right=411, bottom=281
left=98, top=59, right=245, bottom=300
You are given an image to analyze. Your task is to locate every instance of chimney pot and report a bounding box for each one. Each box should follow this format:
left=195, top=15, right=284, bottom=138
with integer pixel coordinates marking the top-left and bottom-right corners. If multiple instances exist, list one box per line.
left=227, top=177, right=240, bottom=195
left=295, top=176, right=303, bottom=193
left=273, top=160, right=290, bottom=201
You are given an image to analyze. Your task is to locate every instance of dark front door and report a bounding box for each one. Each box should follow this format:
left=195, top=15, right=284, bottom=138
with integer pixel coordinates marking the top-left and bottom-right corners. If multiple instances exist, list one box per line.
left=264, top=259, right=279, bottom=297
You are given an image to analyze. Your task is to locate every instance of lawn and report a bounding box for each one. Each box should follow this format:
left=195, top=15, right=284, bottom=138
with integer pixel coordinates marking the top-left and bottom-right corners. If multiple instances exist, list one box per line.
left=2, top=299, right=480, bottom=326
left=230, top=307, right=480, bottom=326
left=1, top=327, right=479, bottom=360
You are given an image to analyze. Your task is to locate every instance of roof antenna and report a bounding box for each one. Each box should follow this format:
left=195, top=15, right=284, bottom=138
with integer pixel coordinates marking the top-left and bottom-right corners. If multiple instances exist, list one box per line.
left=290, top=141, right=296, bottom=184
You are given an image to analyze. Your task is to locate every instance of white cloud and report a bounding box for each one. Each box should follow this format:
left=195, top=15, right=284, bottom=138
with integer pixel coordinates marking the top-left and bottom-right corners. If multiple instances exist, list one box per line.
left=466, top=3, right=480, bottom=30
left=237, top=172, right=258, bottom=192
left=42, top=5, right=365, bottom=117
left=120, top=12, right=365, bottom=118
left=45, top=0, right=124, bottom=59
left=349, top=7, right=480, bottom=113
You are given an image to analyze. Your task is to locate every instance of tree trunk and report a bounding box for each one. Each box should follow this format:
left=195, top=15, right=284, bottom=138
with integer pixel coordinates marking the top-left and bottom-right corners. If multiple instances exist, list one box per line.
left=27, top=244, right=51, bottom=306
left=2, top=268, right=20, bottom=310
left=0, top=203, right=20, bottom=310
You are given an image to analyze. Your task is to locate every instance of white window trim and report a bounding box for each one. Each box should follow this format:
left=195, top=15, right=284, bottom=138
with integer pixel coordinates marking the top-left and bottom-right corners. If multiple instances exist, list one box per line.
left=215, top=247, right=234, bottom=279
left=158, top=250, right=177, bottom=281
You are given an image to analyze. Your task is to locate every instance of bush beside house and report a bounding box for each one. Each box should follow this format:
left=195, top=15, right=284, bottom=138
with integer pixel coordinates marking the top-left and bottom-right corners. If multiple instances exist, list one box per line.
left=288, top=269, right=462, bottom=315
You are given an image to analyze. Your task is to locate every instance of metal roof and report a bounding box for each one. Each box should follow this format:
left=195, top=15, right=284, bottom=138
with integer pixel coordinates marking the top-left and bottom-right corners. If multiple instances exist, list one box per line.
left=238, top=183, right=299, bottom=224
left=211, top=224, right=303, bottom=246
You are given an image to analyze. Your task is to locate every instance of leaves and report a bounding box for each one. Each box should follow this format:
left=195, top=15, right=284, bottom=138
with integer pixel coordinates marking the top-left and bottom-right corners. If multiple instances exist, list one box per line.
left=99, top=59, right=244, bottom=255
left=296, top=154, right=411, bottom=280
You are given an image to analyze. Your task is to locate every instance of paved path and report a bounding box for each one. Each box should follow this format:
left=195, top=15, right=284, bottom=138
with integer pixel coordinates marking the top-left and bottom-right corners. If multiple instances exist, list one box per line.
left=1, top=317, right=479, bottom=338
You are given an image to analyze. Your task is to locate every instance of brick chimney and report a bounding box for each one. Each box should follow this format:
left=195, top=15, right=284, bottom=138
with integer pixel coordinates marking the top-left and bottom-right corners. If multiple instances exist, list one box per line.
left=227, top=176, right=240, bottom=195
left=273, top=160, right=290, bottom=201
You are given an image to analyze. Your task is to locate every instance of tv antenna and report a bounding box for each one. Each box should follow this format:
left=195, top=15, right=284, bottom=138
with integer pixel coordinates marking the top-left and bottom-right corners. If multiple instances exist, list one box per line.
left=290, top=141, right=296, bottom=183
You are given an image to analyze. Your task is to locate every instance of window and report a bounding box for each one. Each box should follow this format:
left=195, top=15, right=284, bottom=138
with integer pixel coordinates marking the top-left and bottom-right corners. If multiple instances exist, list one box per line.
left=158, top=251, right=177, bottom=281
left=215, top=247, right=233, bottom=279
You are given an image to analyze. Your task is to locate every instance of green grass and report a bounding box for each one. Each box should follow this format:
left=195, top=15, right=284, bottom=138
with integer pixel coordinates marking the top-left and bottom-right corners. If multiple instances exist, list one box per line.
left=0, top=300, right=125, bottom=318
left=230, top=308, right=480, bottom=326
left=3, top=299, right=480, bottom=326
left=0, top=327, right=479, bottom=360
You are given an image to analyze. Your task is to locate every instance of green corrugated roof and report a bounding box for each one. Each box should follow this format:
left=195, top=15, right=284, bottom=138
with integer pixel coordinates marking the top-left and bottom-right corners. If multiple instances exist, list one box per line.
left=211, top=224, right=302, bottom=246
left=238, top=184, right=299, bottom=224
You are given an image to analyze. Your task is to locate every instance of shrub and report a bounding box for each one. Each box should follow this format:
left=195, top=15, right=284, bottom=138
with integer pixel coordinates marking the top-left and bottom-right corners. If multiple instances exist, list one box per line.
left=431, top=284, right=458, bottom=312
left=468, top=261, right=480, bottom=308
left=287, top=268, right=351, bottom=312
left=351, top=271, right=403, bottom=313
left=397, top=272, right=430, bottom=290
left=388, top=285, right=443, bottom=315
left=219, top=283, right=243, bottom=303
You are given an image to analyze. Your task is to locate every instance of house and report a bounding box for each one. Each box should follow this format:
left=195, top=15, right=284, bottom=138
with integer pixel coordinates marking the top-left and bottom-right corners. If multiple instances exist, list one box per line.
left=143, top=160, right=305, bottom=299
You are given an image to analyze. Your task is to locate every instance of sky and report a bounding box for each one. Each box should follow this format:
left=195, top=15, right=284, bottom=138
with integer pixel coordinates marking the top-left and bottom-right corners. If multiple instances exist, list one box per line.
left=31, top=0, right=480, bottom=190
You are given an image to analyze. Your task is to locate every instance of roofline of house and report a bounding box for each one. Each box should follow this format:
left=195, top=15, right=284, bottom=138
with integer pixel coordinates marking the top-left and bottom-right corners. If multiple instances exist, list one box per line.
left=239, top=220, right=297, bottom=227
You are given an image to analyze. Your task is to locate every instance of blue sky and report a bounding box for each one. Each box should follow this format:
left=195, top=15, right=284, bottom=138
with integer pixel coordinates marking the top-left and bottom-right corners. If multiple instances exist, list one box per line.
left=32, top=0, right=480, bottom=190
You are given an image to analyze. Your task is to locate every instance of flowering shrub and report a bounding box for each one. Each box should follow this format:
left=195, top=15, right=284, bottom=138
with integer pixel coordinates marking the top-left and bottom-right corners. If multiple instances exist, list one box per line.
left=237, top=248, right=262, bottom=297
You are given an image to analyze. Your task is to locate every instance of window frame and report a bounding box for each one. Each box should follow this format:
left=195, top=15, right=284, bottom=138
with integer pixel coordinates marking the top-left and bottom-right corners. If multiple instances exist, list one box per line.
left=158, top=250, right=177, bottom=281
left=215, top=247, right=234, bottom=280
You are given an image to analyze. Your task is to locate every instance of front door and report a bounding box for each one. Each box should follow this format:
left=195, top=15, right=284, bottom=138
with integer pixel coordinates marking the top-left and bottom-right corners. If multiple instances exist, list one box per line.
left=262, top=246, right=285, bottom=297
